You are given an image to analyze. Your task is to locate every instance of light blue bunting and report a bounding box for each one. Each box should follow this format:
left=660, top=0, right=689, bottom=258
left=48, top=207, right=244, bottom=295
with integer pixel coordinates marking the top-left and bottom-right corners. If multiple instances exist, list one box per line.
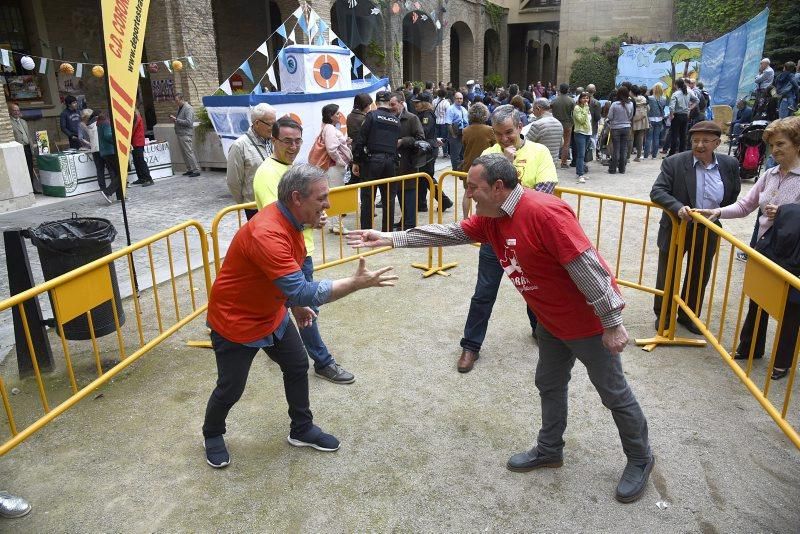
left=239, top=60, right=254, bottom=82
left=277, top=24, right=287, bottom=39
left=352, top=57, right=362, bottom=77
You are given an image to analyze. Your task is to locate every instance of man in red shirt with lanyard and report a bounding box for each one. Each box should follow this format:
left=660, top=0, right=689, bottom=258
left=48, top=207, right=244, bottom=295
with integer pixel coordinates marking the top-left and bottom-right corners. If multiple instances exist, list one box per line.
left=203, top=164, right=397, bottom=468
left=347, top=153, right=654, bottom=503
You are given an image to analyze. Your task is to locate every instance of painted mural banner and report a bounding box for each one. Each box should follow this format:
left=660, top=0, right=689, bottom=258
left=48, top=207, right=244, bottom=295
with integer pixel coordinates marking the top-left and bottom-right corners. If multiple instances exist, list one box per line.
left=615, top=42, right=703, bottom=97
left=699, top=8, right=769, bottom=106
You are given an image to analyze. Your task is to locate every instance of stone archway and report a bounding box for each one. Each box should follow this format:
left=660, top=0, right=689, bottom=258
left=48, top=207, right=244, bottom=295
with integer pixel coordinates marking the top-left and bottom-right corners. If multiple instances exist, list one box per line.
left=484, top=28, right=501, bottom=78
left=449, top=21, right=474, bottom=86
left=402, top=11, right=437, bottom=82
left=330, top=0, right=384, bottom=78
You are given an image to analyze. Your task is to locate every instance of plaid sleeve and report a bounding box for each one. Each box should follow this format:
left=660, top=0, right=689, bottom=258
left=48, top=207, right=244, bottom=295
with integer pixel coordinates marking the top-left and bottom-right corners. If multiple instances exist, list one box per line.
left=534, top=181, right=557, bottom=195
left=563, top=249, right=625, bottom=328
left=390, top=223, right=472, bottom=248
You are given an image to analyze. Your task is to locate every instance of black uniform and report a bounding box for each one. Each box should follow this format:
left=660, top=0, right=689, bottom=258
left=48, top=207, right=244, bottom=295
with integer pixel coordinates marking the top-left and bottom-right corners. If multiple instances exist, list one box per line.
left=353, top=107, right=400, bottom=232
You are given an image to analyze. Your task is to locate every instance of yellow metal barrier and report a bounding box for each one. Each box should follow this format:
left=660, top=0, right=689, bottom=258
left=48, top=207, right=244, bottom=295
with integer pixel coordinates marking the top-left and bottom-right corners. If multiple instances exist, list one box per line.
left=210, top=173, right=440, bottom=276
left=0, top=220, right=212, bottom=456
left=649, top=214, right=800, bottom=449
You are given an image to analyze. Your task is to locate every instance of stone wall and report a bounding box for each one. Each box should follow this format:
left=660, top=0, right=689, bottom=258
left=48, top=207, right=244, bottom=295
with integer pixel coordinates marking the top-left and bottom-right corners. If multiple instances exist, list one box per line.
left=557, top=0, right=675, bottom=84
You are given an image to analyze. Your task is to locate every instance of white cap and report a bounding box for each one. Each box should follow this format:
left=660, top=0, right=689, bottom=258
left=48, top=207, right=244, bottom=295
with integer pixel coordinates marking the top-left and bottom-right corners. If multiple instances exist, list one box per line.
left=466, top=79, right=475, bottom=86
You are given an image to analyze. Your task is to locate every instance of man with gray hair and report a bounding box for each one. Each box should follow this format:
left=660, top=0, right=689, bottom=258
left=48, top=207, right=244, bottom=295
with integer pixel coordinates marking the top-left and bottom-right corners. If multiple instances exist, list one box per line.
left=527, top=98, right=563, bottom=163
left=348, top=153, right=654, bottom=504
left=755, top=58, right=774, bottom=92
left=202, top=163, right=398, bottom=469
left=226, top=103, right=276, bottom=219
left=170, top=93, right=200, bottom=177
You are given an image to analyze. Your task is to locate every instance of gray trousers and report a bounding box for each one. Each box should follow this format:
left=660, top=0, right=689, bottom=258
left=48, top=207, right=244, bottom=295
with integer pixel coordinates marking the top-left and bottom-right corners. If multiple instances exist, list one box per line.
left=534, top=324, right=651, bottom=463
left=177, top=133, right=199, bottom=172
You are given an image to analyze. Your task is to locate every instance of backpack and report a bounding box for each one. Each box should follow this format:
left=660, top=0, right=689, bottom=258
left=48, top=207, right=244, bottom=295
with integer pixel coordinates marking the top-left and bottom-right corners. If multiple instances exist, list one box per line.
left=742, top=145, right=760, bottom=171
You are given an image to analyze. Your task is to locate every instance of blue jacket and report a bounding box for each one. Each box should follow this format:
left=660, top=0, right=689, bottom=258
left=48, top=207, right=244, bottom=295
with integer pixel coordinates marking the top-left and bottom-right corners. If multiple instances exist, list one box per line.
left=59, top=108, right=81, bottom=139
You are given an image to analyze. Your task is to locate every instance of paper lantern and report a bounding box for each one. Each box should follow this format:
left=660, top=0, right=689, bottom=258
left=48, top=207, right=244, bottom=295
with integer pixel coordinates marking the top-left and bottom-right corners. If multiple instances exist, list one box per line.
left=21, top=56, right=35, bottom=71
left=59, top=63, right=75, bottom=75
left=148, top=62, right=159, bottom=73
left=171, top=60, right=183, bottom=72
left=92, top=65, right=105, bottom=78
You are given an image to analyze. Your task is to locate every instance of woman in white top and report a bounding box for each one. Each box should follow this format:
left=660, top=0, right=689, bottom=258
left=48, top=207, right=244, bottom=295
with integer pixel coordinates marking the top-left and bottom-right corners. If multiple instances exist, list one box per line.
left=432, top=89, right=451, bottom=157
left=320, top=103, right=353, bottom=234
left=696, top=117, right=800, bottom=380
left=80, top=109, right=106, bottom=189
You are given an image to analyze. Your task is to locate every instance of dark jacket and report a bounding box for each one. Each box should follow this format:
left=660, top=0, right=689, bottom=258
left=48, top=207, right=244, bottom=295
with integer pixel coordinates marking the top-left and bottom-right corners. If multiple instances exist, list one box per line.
left=757, top=204, right=800, bottom=276
left=60, top=107, right=81, bottom=140
left=416, top=108, right=437, bottom=142
left=650, top=151, right=741, bottom=249
left=98, top=121, right=115, bottom=157
left=346, top=109, right=367, bottom=143
left=551, top=94, right=575, bottom=127
left=397, top=108, right=425, bottom=187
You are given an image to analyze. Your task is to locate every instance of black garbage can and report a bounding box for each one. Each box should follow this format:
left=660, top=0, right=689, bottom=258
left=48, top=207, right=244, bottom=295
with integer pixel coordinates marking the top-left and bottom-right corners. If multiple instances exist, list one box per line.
left=25, top=216, right=126, bottom=340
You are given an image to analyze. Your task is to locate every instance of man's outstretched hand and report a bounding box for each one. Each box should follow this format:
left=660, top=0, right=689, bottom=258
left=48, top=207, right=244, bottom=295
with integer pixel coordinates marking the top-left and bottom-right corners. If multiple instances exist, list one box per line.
left=346, top=230, right=393, bottom=249
left=352, top=257, right=398, bottom=288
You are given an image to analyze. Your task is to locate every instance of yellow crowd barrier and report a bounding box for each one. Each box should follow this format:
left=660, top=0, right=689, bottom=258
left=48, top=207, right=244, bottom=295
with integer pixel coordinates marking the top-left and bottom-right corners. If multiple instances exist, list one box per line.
left=0, top=221, right=212, bottom=456
left=644, top=213, right=800, bottom=449
left=209, top=173, right=441, bottom=276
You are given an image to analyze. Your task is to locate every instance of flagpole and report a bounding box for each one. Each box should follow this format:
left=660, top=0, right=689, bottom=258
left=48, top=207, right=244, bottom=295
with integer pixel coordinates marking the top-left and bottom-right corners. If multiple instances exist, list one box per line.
left=98, top=0, right=138, bottom=292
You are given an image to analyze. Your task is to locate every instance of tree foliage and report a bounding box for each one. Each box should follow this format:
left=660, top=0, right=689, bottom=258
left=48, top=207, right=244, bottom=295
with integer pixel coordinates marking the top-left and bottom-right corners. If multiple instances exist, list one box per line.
left=569, top=51, right=615, bottom=97
left=675, top=0, right=795, bottom=63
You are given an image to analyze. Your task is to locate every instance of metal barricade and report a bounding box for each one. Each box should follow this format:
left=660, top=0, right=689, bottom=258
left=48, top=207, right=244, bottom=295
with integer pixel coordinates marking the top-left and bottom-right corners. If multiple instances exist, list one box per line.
left=650, top=214, right=800, bottom=449
left=210, top=173, right=439, bottom=276
left=0, top=221, right=212, bottom=456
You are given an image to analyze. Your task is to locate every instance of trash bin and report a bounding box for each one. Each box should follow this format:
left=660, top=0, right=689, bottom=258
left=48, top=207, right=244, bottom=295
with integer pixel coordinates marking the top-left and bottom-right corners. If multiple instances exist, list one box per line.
left=25, top=216, right=126, bottom=340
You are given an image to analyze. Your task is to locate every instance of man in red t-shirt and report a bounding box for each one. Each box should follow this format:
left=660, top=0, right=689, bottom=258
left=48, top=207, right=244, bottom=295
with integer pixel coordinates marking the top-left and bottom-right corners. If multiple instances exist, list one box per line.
left=347, top=153, right=654, bottom=503
left=202, top=164, right=397, bottom=469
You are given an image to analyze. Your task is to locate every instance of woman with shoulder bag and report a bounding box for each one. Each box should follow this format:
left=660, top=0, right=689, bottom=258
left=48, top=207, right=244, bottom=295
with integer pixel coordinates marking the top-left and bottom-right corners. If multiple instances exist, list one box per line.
left=572, top=92, right=593, bottom=183
left=631, top=85, right=650, bottom=162
left=317, top=104, right=352, bottom=234
left=645, top=85, right=667, bottom=159
left=696, top=117, right=800, bottom=380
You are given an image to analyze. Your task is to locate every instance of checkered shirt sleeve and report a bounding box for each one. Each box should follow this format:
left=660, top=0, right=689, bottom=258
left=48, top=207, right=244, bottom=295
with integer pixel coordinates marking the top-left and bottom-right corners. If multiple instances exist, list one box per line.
left=563, top=249, right=625, bottom=328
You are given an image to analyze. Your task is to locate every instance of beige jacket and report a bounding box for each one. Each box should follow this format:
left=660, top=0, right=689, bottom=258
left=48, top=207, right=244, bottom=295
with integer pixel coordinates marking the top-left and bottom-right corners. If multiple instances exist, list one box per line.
left=11, top=117, right=31, bottom=146
left=225, top=128, right=273, bottom=204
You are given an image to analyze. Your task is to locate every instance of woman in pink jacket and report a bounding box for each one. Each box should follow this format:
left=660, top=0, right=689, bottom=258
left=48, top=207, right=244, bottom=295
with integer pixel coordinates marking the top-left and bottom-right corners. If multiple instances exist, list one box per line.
left=320, top=103, right=352, bottom=234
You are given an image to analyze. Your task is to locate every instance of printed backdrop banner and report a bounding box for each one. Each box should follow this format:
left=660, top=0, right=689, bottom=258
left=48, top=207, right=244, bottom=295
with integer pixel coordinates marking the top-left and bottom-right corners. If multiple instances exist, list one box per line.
left=616, top=42, right=703, bottom=97
left=699, top=8, right=769, bottom=106
left=101, top=0, right=151, bottom=195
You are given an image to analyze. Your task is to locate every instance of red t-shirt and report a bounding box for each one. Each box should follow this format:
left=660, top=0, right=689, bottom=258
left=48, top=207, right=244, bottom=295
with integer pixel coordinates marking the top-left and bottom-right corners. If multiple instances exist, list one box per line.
left=131, top=115, right=145, bottom=148
left=206, top=203, right=306, bottom=343
left=460, top=190, right=621, bottom=340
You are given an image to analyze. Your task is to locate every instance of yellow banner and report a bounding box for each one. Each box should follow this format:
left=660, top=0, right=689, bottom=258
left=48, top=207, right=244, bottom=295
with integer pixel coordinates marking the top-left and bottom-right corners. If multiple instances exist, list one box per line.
left=101, top=0, right=151, bottom=195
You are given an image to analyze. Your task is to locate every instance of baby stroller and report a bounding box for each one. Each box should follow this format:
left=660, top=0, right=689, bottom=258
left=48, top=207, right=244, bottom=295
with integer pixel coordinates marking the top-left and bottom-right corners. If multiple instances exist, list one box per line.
left=597, top=122, right=612, bottom=166
left=732, top=120, right=768, bottom=181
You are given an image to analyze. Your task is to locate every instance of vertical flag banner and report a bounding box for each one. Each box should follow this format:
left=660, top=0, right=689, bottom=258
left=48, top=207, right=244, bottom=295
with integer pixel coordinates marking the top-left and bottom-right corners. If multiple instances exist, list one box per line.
left=101, top=0, right=151, bottom=196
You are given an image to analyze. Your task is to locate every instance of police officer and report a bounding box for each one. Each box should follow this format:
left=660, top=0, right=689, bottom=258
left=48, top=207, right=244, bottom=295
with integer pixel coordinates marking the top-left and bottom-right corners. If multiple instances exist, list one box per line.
left=352, top=91, right=400, bottom=232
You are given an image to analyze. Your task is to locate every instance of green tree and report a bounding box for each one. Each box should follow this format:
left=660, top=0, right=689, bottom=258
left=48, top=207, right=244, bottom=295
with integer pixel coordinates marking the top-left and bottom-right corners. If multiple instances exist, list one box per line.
left=764, top=9, right=800, bottom=64
left=570, top=51, right=615, bottom=97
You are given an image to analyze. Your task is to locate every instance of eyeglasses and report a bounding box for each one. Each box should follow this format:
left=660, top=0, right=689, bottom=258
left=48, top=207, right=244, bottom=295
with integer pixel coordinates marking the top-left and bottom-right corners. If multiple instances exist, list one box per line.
left=276, top=137, right=303, bottom=146
left=255, top=119, right=274, bottom=128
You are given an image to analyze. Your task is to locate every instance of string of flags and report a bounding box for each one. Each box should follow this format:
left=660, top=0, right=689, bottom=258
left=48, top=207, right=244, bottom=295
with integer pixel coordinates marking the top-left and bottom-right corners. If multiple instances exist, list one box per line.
left=217, top=5, right=375, bottom=96
left=0, top=47, right=196, bottom=79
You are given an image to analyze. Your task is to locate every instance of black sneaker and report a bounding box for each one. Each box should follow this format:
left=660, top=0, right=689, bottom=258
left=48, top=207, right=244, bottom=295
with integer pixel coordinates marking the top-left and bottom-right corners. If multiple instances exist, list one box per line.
left=314, top=363, right=355, bottom=384
left=99, top=190, right=113, bottom=204
left=615, top=456, right=655, bottom=503
left=287, top=425, right=340, bottom=451
left=506, top=448, right=563, bottom=472
left=441, top=196, right=454, bottom=211
left=188, top=171, right=201, bottom=177
left=182, top=171, right=192, bottom=176
left=131, top=179, right=146, bottom=185
left=142, top=179, right=154, bottom=187
left=204, top=435, right=230, bottom=468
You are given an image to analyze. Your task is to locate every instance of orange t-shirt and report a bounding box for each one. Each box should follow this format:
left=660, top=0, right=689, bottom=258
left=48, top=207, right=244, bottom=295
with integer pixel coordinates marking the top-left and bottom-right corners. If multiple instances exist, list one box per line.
left=206, top=203, right=306, bottom=343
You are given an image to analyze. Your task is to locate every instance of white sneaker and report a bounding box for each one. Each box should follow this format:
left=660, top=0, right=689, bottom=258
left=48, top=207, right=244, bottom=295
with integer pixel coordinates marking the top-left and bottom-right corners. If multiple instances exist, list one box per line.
left=577, top=176, right=586, bottom=184
left=100, top=190, right=113, bottom=204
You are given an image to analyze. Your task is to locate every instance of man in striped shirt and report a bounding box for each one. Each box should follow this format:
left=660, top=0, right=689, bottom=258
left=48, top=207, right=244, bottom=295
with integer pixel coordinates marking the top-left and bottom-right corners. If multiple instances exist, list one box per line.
left=527, top=98, right=564, bottom=164
left=347, top=153, right=654, bottom=504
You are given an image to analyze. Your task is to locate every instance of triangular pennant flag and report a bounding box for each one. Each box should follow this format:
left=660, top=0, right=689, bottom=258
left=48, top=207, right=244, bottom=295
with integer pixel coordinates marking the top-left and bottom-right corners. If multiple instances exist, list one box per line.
left=76, top=63, right=84, bottom=78
left=0, top=49, right=9, bottom=67
left=219, top=80, right=232, bottom=95
left=292, top=7, right=303, bottom=19
left=252, top=83, right=262, bottom=94
left=187, top=56, right=196, bottom=69
left=256, top=42, right=269, bottom=58
left=318, top=19, right=328, bottom=34
left=329, top=30, right=339, bottom=45
left=288, top=28, right=296, bottom=43
left=266, top=64, right=278, bottom=90
left=296, top=12, right=309, bottom=35
left=164, top=60, right=172, bottom=73
left=278, top=48, right=287, bottom=67
left=139, top=64, right=145, bottom=78
left=38, top=57, right=47, bottom=74
left=239, top=60, right=254, bottom=82
left=276, top=24, right=287, bottom=39
left=309, top=23, right=318, bottom=43
left=363, top=66, right=372, bottom=78
left=57, top=46, right=64, bottom=59
left=352, top=57, right=362, bottom=77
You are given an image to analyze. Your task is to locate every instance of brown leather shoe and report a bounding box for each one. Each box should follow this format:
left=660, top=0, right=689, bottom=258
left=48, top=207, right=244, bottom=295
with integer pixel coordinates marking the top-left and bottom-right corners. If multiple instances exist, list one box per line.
left=457, top=349, right=479, bottom=373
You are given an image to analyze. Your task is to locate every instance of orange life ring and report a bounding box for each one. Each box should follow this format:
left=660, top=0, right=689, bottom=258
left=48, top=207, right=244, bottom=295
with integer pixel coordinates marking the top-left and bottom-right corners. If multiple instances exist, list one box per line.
left=313, top=54, right=340, bottom=89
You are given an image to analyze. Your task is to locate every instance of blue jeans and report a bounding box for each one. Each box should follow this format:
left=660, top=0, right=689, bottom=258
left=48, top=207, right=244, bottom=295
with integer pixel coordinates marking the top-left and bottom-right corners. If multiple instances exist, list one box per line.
left=779, top=95, right=797, bottom=119
left=644, top=121, right=663, bottom=158
left=449, top=136, right=464, bottom=171
left=574, top=133, right=590, bottom=176
left=298, top=256, right=335, bottom=370
left=461, top=244, right=538, bottom=352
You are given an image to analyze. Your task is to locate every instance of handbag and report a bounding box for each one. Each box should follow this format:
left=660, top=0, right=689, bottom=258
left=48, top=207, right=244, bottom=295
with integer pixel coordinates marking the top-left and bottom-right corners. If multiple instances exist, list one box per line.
left=308, top=130, right=336, bottom=170
left=585, top=142, right=594, bottom=162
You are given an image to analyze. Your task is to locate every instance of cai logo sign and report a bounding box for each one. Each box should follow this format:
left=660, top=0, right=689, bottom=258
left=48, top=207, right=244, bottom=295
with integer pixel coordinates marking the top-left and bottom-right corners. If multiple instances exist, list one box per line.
left=286, top=55, right=298, bottom=74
